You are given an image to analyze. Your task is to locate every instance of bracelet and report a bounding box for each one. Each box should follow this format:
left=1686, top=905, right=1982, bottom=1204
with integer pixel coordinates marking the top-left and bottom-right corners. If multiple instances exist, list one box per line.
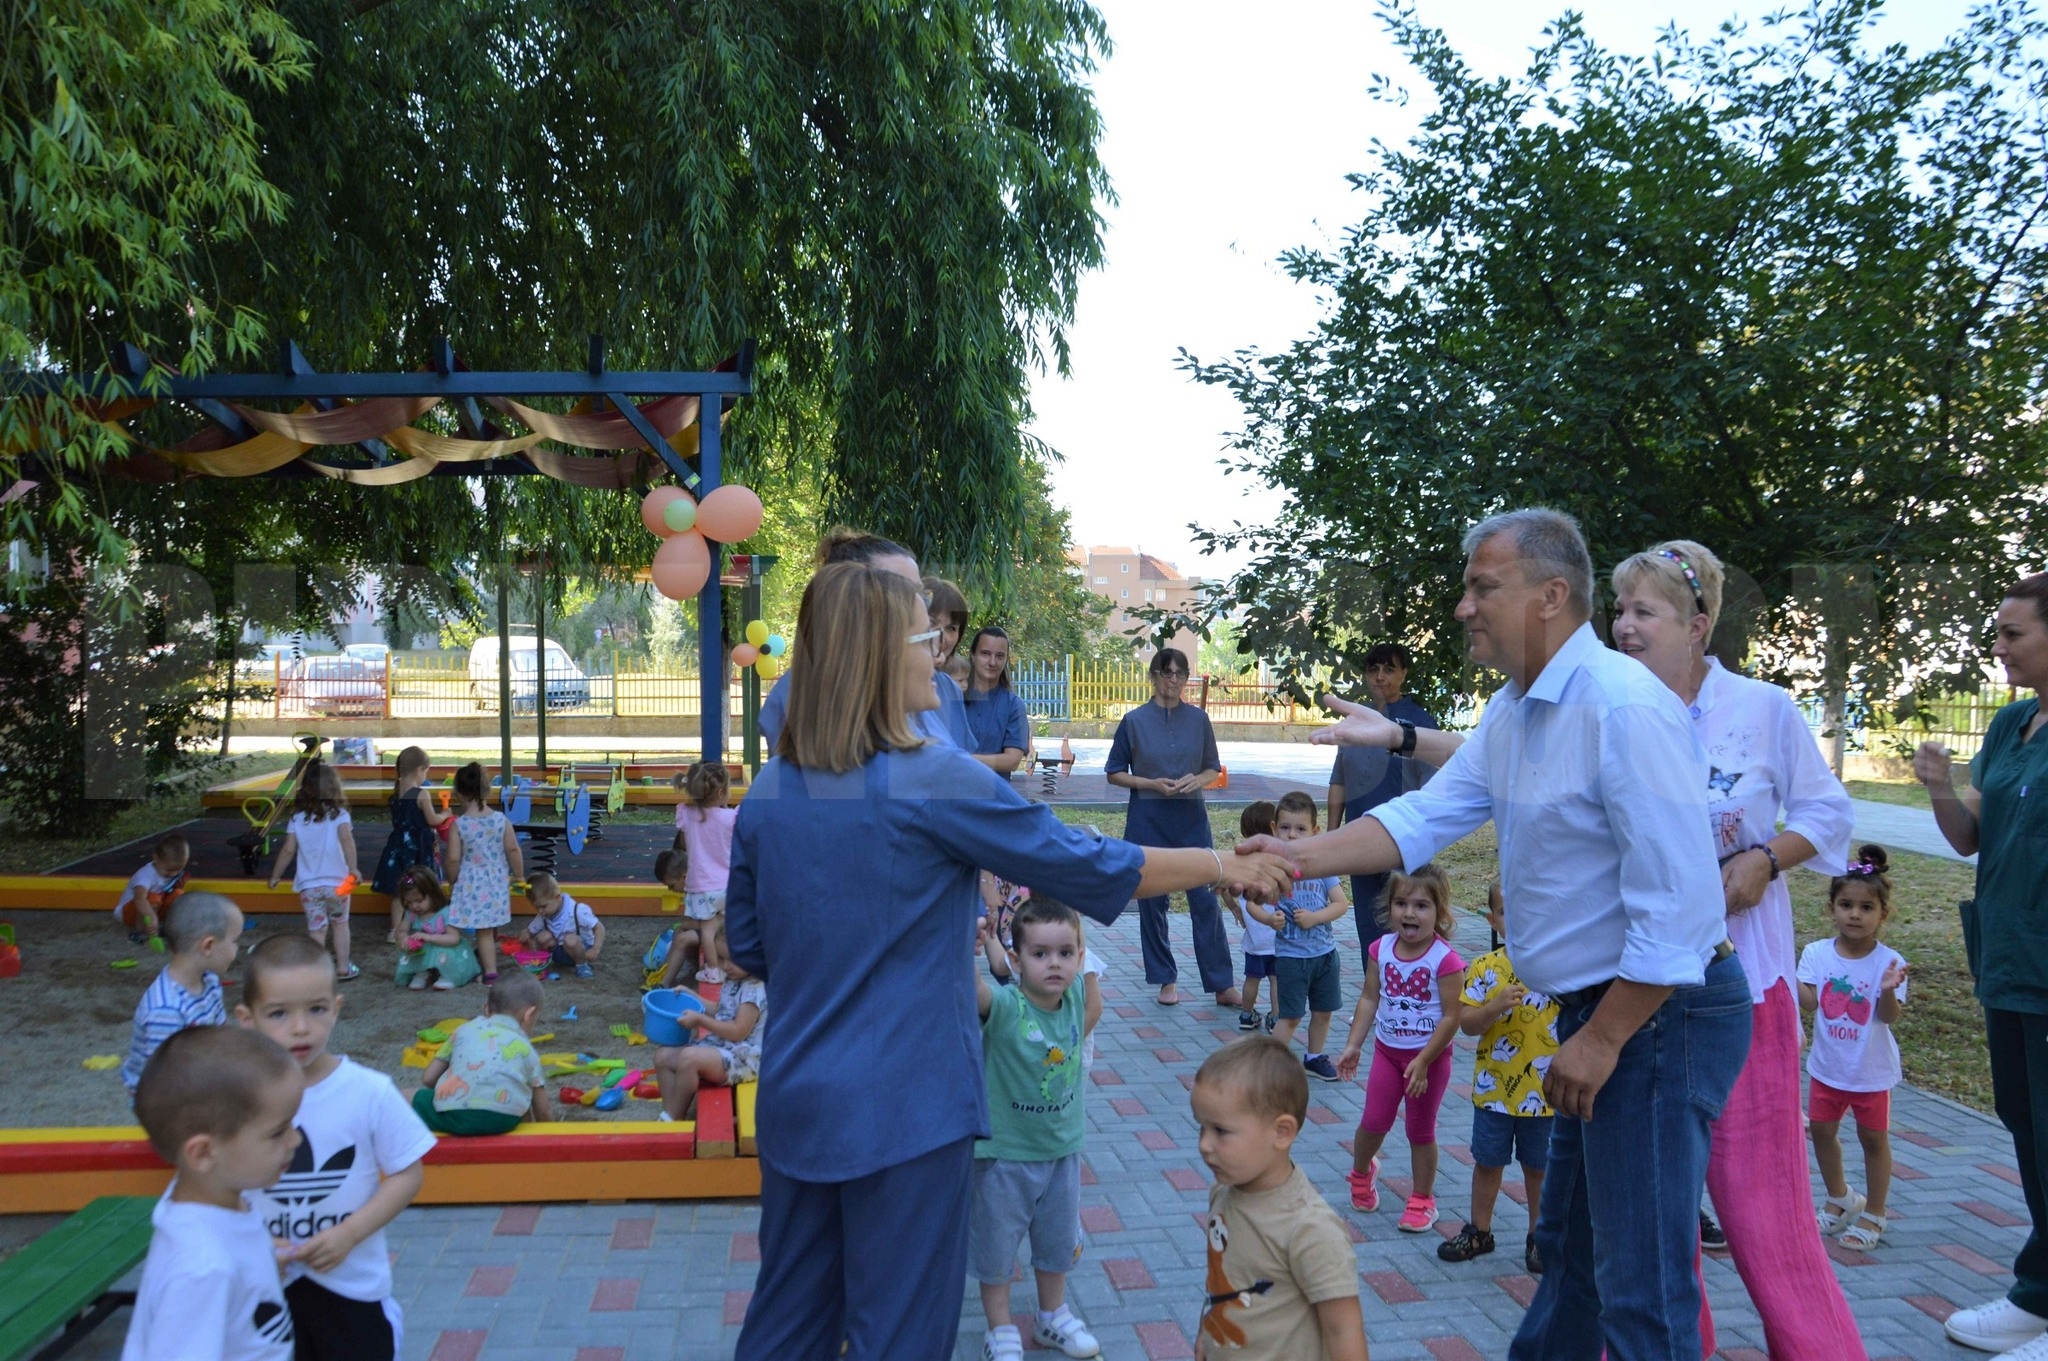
left=1755, top=843, right=1781, bottom=880
left=1209, top=848, right=1226, bottom=885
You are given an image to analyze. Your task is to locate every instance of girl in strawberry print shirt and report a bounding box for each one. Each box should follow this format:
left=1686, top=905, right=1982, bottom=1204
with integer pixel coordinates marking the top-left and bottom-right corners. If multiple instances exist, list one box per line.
left=1335, top=864, right=1465, bottom=1234
left=1797, top=844, right=1908, bottom=1250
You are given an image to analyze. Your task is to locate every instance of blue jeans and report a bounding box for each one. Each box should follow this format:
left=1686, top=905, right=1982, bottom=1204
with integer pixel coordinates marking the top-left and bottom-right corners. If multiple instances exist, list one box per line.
left=1509, top=953, right=1751, bottom=1361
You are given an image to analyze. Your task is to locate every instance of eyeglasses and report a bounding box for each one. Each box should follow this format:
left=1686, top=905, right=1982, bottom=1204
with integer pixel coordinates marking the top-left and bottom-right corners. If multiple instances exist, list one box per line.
left=1155, top=669, right=1188, bottom=681
left=1656, top=550, right=1708, bottom=617
left=907, top=628, right=941, bottom=647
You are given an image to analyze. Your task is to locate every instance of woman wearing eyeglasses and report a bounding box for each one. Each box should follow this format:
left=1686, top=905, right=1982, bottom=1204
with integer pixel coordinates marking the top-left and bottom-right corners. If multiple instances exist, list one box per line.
left=757, top=529, right=969, bottom=750
left=1611, top=539, right=1865, bottom=1359
left=726, top=563, right=1295, bottom=1361
left=1106, top=647, right=1238, bottom=1009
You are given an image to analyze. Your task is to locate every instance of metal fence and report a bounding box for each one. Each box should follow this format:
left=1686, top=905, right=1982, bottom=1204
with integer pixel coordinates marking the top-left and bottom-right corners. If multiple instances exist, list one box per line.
left=1017, top=659, right=1325, bottom=724
left=261, top=650, right=752, bottom=723
left=1801, top=683, right=2016, bottom=762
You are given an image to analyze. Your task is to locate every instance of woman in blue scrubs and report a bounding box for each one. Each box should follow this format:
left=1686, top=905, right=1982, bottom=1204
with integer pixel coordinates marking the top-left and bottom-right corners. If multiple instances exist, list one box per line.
left=1107, top=649, right=1237, bottom=1008
left=961, top=626, right=1030, bottom=775
left=726, top=563, right=1293, bottom=1361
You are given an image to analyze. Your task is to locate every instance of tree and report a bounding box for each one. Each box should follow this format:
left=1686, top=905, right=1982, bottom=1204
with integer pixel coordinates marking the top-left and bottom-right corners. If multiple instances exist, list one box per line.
left=3, top=0, right=1113, bottom=820
left=173, top=0, right=1108, bottom=589
left=1183, top=0, right=2048, bottom=718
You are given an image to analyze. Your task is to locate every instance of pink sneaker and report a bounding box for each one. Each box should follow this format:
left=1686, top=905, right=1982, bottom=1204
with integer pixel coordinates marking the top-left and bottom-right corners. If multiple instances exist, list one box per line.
left=1347, top=1158, right=1380, bottom=1212
left=1398, top=1194, right=1439, bottom=1234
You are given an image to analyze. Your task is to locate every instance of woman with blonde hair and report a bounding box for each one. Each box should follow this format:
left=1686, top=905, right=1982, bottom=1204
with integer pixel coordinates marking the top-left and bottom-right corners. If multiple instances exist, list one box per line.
left=726, top=561, right=1296, bottom=1361
left=1612, top=538, right=1864, bottom=1358
left=757, top=528, right=969, bottom=749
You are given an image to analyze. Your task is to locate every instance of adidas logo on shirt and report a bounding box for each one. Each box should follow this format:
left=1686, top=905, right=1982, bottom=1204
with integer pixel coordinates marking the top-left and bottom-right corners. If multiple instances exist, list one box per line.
left=265, top=1134, right=358, bottom=1240
left=253, top=1299, right=295, bottom=1345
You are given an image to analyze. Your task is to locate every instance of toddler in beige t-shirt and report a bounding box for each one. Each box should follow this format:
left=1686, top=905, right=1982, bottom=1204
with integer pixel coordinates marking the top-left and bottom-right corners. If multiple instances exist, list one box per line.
left=1191, top=1037, right=1368, bottom=1360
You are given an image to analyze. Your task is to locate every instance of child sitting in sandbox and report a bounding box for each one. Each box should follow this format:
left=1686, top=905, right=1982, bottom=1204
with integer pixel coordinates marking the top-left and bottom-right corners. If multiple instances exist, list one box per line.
left=520, top=871, right=605, bottom=979
left=392, top=866, right=478, bottom=993
left=414, top=973, right=551, bottom=1136
left=652, top=966, right=765, bottom=1123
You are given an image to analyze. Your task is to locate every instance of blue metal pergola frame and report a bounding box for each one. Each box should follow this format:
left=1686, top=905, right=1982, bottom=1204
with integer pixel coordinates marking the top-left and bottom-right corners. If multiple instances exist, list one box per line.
left=5, top=335, right=756, bottom=765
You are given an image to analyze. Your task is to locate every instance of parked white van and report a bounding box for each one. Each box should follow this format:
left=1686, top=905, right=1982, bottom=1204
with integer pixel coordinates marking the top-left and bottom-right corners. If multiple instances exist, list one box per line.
left=467, top=634, right=591, bottom=713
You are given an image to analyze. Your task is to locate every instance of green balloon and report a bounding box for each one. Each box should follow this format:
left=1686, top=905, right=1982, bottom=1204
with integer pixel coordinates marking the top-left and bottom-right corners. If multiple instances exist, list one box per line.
left=663, top=497, right=697, bottom=533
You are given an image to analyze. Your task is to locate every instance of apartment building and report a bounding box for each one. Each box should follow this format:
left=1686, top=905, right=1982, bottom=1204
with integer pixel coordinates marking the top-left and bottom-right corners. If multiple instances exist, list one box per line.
left=1072, top=545, right=1203, bottom=668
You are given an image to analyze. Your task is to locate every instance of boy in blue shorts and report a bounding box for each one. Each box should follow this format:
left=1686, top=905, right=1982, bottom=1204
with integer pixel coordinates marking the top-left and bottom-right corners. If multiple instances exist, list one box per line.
left=1439, top=881, right=1557, bottom=1273
left=1245, top=791, right=1349, bottom=1082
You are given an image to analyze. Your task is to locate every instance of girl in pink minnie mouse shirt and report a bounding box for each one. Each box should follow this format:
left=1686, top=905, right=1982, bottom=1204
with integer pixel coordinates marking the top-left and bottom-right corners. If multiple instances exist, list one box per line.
left=1335, top=863, right=1465, bottom=1234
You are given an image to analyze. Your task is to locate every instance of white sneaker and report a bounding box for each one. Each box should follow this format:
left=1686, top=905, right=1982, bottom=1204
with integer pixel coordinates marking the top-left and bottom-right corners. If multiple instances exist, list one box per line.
left=1033, top=1306, right=1101, bottom=1359
left=1995, top=1334, right=2048, bottom=1361
left=981, top=1324, right=1024, bottom=1361
left=1948, top=1297, right=2048, bottom=1353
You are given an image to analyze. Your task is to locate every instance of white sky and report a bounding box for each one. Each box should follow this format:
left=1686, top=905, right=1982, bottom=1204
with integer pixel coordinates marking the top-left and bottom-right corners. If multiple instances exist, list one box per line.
left=1027, top=0, right=1960, bottom=583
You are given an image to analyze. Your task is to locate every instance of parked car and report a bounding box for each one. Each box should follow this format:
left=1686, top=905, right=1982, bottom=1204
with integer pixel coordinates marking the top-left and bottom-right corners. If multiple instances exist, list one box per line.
left=282, top=655, right=385, bottom=717
left=467, top=635, right=590, bottom=713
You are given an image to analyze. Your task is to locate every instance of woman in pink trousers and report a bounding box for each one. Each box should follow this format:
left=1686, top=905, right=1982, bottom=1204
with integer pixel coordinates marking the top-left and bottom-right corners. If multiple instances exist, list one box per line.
left=1612, top=539, right=1867, bottom=1360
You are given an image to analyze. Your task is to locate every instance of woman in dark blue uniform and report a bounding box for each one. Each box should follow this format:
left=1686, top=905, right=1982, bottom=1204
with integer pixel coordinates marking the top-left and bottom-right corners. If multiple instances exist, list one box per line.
left=1106, top=648, right=1238, bottom=1009
left=726, top=564, right=1293, bottom=1361
left=960, top=625, right=1030, bottom=775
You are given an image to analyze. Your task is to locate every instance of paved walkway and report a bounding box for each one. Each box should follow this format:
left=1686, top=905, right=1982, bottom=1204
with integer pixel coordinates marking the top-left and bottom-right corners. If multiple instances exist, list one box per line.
left=1852, top=797, right=1974, bottom=865
left=54, top=909, right=2025, bottom=1361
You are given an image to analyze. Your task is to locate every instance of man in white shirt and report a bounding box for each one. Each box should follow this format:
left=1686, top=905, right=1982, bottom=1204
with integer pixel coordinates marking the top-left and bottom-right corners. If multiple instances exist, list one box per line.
left=1246, top=508, right=1749, bottom=1360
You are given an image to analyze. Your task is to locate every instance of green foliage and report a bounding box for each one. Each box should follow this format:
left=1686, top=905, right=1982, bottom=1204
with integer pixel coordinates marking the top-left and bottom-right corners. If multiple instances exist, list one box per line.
left=222, top=0, right=1107, bottom=588
left=0, top=0, right=310, bottom=558
left=0, top=563, right=236, bottom=836
left=4, top=0, right=1113, bottom=654
left=1183, top=0, right=2048, bottom=714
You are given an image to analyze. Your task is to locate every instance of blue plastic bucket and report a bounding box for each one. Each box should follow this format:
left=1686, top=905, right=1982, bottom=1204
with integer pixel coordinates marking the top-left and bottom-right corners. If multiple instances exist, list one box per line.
left=642, top=988, right=706, bottom=1047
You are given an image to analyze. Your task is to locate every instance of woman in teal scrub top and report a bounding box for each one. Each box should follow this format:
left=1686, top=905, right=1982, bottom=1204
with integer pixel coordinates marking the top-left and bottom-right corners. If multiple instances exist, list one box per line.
left=1916, top=573, right=2048, bottom=1353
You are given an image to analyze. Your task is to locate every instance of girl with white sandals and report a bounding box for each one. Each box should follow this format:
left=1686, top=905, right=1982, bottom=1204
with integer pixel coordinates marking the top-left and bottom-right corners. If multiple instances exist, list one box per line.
left=1797, top=845, right=1909, bottom=1252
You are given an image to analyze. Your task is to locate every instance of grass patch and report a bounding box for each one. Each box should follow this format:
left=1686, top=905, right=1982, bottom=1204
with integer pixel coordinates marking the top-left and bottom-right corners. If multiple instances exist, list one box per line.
left=1061, top=805, right=1991, bottom=1112
left=0, top=752, right=299, bottom=877
left=1844, top=779, right=1931, bottom=810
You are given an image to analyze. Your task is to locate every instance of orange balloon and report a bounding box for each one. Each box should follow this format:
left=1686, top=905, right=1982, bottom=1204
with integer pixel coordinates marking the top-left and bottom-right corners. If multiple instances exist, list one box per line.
left=731, top=643, right=759, bottom=668
left=650, top=531, right=711, bottom=600
left=697, top=484, right=764, bottom=542
left=641, top=486, right=688, bottom=536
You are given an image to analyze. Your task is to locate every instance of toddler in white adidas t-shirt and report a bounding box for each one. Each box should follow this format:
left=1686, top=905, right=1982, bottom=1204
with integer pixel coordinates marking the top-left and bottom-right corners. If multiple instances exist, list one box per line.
left=124, top=1025, right=305, bottom=1361
left=238, top=935, right=433, bottom=1361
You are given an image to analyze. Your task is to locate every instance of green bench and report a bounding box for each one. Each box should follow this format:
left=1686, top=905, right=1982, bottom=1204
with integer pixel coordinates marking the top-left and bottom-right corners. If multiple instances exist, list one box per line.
left=0, top=1196, right=155, bottom=1361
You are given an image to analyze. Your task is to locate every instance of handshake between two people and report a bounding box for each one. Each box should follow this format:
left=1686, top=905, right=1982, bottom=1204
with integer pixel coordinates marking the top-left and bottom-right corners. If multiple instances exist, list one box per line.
left=1226, top=692, right=1426, bottom=903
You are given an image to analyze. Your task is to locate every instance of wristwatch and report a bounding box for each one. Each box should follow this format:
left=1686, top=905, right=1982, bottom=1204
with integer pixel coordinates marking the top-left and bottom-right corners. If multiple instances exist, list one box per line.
left=1395, top=719, right=1418, bottom=757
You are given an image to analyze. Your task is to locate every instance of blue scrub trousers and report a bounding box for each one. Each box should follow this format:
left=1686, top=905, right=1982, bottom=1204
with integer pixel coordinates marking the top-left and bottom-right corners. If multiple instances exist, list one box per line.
left=737, top=1135, right=975, bottom=1361
left=1510, top=952, right=1751, bottom=1361
left=1125, top=795, right=1234, bottom=995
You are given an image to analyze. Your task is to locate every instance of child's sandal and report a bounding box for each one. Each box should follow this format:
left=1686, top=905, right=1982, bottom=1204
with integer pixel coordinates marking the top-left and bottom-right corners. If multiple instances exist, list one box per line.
left=1839, top=1213, right=1886, bottom=1250
left=1817, top=1190, right=1866, bottom=1237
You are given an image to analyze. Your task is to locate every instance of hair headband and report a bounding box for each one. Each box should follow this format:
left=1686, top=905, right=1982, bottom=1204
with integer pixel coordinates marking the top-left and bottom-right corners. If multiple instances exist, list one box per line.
left=1845, top=858, right=1882, bottom=877
left=1656, top=549, right=1707, bottom=618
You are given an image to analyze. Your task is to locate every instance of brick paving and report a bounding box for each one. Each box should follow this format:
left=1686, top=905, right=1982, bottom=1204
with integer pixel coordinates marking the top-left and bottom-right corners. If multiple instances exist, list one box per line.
left=56, top=908, right=2026, bottom=1359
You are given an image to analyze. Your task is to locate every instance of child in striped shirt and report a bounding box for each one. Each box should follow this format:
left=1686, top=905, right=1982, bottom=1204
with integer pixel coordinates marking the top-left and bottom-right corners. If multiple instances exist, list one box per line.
left=122, top=893, right=244, bottom=1093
